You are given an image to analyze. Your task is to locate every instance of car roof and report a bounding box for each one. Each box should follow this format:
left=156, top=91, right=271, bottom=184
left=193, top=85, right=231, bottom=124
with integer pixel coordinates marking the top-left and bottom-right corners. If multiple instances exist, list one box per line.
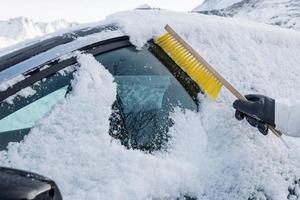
left=0, top=24, right=119, bottom=72
left=0, top=23, right=125, bottom=86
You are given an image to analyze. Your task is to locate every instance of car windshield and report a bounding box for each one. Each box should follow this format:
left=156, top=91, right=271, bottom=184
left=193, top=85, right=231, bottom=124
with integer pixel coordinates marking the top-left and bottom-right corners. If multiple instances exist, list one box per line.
left=0, top=42, right=199, bottom=151
left=94, top=44, right=198, bottom=151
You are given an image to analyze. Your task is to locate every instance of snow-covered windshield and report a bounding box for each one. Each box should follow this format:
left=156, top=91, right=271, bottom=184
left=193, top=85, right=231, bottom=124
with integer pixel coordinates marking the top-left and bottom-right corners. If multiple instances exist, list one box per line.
left=95, top=44, right=198, bottom=150
left=0, top=43, right=198, bottom=151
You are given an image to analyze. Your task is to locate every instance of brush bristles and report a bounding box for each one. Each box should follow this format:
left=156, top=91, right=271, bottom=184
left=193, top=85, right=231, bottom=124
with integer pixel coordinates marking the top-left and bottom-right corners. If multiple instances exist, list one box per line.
left=155, top=33, right=223, bottom=100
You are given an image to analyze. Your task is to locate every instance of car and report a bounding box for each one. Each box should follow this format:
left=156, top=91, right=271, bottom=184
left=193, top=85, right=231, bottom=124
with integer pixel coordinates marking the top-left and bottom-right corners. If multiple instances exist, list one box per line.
left=0, top=23, right=201, bottom=199
left=3, top=9, right=299, bottom=199
left=0, top=167, right=62, bottom=200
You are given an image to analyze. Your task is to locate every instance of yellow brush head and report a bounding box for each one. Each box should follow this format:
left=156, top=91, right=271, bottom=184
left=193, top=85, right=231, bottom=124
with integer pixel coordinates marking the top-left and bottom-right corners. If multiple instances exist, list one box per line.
left=155, top=33, right=223, bottom=100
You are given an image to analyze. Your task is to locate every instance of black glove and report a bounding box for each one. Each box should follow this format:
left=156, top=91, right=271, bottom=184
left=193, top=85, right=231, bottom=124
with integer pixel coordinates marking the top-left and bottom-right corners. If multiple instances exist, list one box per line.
left=233, top=94, right=275, bottom=135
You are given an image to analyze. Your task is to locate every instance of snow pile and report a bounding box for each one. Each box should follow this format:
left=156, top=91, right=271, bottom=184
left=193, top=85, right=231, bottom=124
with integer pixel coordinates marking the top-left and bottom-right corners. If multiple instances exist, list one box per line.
left=0, top=17, right=77, bottom=49
left=193, top=0, right=300, bottom=31
left=1, top=10, right=300, bottom=199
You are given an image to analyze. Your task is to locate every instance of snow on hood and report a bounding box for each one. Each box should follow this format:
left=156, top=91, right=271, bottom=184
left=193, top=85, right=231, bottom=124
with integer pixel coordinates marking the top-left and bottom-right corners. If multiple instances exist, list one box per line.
left=1, top=10, right=300, bottom=199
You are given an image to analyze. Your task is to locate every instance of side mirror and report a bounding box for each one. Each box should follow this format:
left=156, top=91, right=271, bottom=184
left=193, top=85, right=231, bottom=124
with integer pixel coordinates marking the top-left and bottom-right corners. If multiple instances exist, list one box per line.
left=0, top=167, right=63, bottom=200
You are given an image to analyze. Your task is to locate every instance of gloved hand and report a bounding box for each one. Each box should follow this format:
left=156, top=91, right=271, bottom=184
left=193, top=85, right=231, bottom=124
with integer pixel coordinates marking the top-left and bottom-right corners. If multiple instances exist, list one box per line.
left=233, top=94, right=275, bottom=135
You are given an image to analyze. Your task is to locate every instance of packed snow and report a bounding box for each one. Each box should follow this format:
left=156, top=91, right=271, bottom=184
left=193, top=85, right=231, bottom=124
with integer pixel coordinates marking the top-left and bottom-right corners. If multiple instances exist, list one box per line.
left=1, top=9, right=300, bottom=199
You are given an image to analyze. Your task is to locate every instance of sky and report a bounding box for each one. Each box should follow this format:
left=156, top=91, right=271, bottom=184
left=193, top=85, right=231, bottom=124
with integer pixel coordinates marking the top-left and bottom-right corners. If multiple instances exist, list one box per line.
left=0, top=0, right=204, bottom=23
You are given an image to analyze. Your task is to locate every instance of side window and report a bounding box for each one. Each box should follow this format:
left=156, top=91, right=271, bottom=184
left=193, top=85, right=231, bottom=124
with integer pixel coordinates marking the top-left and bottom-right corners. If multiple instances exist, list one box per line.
left=0, top=68, right=74, bottom=149
left=0, top=87, right=68, bottom=132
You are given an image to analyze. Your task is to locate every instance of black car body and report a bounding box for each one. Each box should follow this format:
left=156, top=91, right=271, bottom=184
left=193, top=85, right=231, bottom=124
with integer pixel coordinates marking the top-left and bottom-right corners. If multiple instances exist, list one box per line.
left=0, top=167, right=62, bottom=200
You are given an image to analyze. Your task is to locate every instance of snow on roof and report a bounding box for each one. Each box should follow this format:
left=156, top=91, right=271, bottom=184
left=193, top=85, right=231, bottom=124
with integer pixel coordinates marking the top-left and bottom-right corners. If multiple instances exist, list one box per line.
left=1, top=10, right=300, bottom=199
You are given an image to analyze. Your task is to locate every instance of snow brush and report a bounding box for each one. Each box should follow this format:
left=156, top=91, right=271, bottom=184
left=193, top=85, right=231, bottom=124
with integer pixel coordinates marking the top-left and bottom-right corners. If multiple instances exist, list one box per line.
left=155, top=25, right=288, bottom=146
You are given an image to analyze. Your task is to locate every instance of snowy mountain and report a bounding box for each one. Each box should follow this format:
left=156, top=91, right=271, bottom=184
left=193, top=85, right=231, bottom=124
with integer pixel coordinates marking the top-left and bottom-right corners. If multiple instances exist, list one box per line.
left=0, top=17, right=78, bottom=49
left=193, top=0, right=300, bottom=31
left=194, top=0, right=241, bottom=11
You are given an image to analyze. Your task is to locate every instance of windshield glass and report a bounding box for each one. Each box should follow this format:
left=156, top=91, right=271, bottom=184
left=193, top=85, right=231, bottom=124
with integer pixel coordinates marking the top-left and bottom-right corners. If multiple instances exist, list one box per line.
left=0, top=42, right=199, bottom=152
left=94, top=44, right=198, bottom=151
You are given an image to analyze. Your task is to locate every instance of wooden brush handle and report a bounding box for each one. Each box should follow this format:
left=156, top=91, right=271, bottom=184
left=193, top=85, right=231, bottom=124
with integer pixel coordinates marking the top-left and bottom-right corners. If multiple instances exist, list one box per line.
left=165, top=25, right=245, bottom=100
left=165, top=24, right=282, bottom=137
